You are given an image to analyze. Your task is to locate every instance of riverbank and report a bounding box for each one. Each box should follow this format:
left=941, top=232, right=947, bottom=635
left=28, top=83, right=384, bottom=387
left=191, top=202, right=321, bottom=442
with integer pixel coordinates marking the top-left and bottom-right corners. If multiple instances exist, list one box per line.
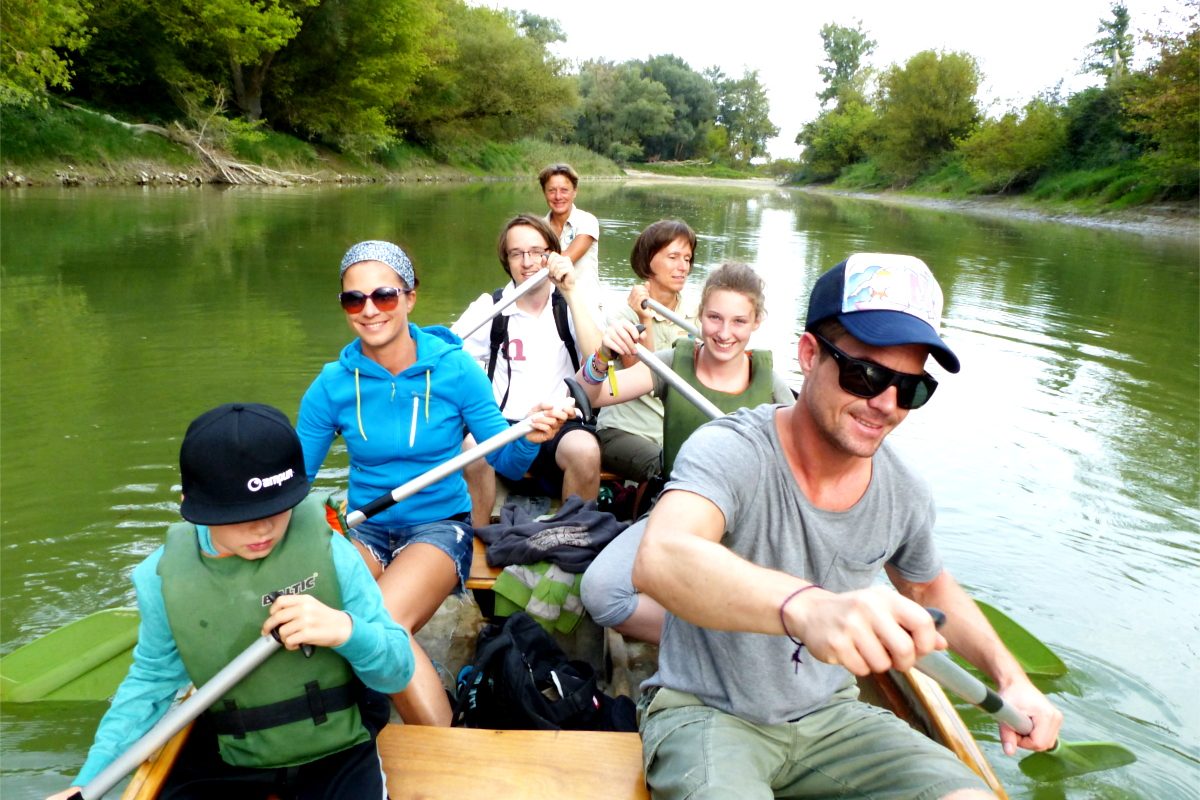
left=5, top=156, right=1195, bottom=240
left=809, top=186, right=1200, bottom=239
left=620, top=169, right=1199, bottom=239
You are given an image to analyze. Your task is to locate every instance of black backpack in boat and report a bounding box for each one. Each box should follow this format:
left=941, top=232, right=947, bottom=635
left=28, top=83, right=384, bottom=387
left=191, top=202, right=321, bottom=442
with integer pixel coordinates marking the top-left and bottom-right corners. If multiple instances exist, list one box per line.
left=487, top=288, right=580, bottom=414
left=452, top=612, right=635, bottom=732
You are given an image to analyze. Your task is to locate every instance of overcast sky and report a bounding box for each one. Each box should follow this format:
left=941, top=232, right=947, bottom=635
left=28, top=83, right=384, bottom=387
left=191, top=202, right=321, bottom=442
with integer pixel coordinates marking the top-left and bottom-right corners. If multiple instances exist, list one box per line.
left=475, top=0, right=1193, bottom=158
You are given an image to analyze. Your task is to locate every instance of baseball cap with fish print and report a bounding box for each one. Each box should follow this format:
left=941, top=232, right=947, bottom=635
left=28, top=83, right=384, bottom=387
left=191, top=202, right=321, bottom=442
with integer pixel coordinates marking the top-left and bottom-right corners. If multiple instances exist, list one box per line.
left=805, top=253, right=960, bottom=373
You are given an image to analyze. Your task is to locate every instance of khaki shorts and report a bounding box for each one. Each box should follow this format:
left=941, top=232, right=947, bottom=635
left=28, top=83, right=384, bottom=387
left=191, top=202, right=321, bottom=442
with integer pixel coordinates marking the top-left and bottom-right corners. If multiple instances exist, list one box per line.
left=637, top=685, right=990, bottom=800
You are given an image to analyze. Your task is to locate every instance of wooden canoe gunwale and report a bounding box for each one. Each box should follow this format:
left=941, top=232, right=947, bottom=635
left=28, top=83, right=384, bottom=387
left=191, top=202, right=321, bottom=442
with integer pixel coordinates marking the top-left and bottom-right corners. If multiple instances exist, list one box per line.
left=122, top=664, right=1005, bottom=799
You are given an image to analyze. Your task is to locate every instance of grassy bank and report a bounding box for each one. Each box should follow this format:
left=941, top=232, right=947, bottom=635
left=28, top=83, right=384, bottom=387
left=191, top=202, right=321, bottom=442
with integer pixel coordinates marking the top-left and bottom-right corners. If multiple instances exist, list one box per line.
left=0, top=102, right=623, bottom=186
left=811, top=155, right=1199, bottom=220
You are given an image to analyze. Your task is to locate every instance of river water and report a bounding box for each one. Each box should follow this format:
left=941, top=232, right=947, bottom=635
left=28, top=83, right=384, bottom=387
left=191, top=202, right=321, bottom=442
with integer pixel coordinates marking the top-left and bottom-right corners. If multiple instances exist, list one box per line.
left=1, top=180, right=1196, bottom=799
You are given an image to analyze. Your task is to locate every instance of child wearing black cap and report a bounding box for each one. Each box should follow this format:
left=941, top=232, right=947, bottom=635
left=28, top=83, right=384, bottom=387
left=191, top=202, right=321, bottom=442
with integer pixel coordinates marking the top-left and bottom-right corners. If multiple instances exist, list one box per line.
left=47, top=403, right=414, bottom=800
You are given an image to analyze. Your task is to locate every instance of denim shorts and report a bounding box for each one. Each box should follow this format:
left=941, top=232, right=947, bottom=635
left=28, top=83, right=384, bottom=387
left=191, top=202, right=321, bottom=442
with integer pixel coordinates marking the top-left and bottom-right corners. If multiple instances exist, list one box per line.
left=348, top=514, right=473, bottom=592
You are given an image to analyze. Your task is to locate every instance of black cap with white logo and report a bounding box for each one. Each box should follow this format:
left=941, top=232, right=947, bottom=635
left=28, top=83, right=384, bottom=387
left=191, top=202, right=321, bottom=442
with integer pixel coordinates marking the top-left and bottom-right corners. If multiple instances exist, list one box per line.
left=179, top=403, right=311, bottom=525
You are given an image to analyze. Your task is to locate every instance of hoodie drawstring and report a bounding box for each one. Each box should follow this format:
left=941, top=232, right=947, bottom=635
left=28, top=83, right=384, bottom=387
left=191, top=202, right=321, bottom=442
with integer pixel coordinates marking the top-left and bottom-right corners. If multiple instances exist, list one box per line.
left=356, top=365, right=431, bottom=448
left=408, top=370, right=431, bottom=448
left=355, top=368, right=368, bottom=441
left=409, top=396, right=419, bottom=448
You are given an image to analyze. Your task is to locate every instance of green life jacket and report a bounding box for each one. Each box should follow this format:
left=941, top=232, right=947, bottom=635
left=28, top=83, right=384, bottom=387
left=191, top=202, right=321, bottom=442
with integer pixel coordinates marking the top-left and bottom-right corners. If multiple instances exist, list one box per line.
left=662, top=338, right=776, bottom=477
left=159, top=493, right=367, bottom=768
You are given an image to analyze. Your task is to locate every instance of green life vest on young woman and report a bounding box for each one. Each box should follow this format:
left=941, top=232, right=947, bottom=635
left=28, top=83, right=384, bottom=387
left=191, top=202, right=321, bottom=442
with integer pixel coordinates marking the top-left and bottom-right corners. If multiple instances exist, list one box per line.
left=662, top=338, right=776, bottom=477
left=159, top=493, right=367, bottom=768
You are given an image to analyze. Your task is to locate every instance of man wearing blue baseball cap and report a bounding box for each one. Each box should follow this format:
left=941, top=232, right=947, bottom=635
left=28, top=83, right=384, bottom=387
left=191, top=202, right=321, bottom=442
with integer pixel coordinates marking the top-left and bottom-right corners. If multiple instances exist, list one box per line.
left=631, top=254, right=1062, bottom=799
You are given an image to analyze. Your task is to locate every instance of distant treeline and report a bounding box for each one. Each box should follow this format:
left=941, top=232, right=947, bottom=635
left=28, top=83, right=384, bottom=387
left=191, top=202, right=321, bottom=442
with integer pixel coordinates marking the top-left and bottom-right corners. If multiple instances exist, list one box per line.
left=0, top=0, right=777, bottom=168
left=790, top=6, right=1198, bottom=200
left=2, top=1, right=1196, bottom=199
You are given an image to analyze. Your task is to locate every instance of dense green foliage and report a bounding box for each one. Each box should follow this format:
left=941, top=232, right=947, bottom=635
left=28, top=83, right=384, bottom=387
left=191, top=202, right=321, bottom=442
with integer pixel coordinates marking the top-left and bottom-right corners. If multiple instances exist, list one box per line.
left=1, top=0, right=92, bottom=106
left=790, top=4, right=1198, bottom=202
left=0, top=0, right=1193, bottom=204
left=873, top=50, right=980, bottom=184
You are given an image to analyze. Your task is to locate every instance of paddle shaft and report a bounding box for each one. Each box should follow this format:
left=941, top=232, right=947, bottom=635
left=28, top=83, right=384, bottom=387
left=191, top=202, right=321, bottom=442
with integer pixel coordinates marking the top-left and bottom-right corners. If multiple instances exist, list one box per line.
left=632, top=343, right=724, bottom=421
left=458, top=268, right=550, bottom=339
left=73, top=635, right=281, bottom=800
left=916, top=650, right=1032, bottom=735
left=345, top=418, right=537, bottom=527
left=640, top=297, right=700, bottom=337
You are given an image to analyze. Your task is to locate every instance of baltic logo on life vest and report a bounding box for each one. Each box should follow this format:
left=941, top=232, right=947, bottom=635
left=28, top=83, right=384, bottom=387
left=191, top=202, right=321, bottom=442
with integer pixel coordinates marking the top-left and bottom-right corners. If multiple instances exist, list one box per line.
left=262, top=572, right=318, bottom=607
left=247, top=468, right=295, bottom=492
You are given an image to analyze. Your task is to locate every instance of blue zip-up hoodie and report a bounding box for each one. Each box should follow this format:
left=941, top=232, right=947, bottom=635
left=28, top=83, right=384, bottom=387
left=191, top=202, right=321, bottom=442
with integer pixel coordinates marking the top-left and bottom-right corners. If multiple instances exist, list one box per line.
left=298, top=324, right=538, bottom=527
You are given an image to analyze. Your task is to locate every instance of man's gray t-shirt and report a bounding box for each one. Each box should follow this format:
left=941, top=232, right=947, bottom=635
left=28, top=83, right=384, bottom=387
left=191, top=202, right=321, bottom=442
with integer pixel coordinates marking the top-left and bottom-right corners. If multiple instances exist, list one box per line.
left=644, top=403, right=944, bottom=725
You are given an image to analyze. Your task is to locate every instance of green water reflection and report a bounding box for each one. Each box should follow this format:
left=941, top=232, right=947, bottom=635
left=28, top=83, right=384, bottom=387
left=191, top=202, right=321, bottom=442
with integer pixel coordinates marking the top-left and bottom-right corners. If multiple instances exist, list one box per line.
left=1, top=182, right=1196, bottom=798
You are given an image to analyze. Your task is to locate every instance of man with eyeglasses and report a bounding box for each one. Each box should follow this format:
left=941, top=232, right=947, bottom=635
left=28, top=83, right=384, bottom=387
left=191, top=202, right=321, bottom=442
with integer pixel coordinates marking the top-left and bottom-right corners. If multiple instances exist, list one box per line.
left=630, top=254, right=1062, bottom=799
left=453, top=214, right=604, bottom=526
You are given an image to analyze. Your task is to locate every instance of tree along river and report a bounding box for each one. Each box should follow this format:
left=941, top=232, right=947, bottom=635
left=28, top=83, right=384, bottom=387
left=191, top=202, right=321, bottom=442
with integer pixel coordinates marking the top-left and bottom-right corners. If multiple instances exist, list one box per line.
left=1, top=180, right=1196, bottom=799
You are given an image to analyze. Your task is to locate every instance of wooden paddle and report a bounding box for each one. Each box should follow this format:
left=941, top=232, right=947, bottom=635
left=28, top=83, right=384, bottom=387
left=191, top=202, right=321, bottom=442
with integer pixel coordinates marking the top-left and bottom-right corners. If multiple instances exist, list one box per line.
left=916, top=649, right=1135, bottom=780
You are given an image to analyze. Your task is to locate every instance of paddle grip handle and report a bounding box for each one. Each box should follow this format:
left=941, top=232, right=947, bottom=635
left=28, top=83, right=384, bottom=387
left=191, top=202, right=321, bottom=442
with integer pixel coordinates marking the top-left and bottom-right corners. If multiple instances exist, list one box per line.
left=564, top=377, right=595, bottom=425
left=266, top=592, right=314, bottom=658
left=347, top=493, right=395, bottom=527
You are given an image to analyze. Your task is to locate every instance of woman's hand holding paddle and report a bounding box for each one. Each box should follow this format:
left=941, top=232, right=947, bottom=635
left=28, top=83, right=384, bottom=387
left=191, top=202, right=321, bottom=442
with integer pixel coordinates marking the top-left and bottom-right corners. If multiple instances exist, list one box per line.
left=627, top=284, right=654, bottom=323
left=598, top=319, right=644, bottom=361
left=520, top=398, right=575, bottom=445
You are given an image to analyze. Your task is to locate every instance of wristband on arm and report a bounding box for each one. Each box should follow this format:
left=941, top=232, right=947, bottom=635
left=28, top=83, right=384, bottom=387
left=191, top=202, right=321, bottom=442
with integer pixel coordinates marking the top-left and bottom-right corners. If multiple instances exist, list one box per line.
left=780, top=584, right=823, bottom=673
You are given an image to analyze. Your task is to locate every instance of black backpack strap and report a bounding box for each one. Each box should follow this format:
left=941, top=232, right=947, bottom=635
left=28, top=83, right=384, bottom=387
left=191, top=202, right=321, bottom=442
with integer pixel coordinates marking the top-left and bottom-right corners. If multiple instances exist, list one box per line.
left=487, top=288, right=577, bottom=413
left=487, top=288, right=513, bottom=412
left=550, top=291, right=581, bottom=372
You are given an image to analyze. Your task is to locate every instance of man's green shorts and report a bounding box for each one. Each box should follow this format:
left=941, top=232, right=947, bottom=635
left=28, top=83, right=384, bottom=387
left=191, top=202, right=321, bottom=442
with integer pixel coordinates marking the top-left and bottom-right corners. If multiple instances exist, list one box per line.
left=637, top=684, right=992, bottom=800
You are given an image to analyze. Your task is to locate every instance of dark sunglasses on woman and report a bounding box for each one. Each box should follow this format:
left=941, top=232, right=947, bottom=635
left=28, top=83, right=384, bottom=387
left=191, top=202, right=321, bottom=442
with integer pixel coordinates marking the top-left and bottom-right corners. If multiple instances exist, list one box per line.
left=811, top=332, right=938, bottom=410
left=338, top=286, right=411, bottom=314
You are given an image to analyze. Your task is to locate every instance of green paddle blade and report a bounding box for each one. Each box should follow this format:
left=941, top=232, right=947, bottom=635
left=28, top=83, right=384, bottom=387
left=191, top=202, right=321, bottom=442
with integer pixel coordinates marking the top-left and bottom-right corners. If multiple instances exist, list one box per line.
left=0, top=608, right=139, bottom=702
left=1019, top=740, right=1137, bottom=781
left=976, top=600, right=1068, bottom=678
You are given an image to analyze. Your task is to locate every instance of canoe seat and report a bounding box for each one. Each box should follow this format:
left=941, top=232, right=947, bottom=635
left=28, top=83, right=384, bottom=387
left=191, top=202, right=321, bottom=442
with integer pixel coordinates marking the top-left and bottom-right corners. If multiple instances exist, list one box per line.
left=470, top=471, right=637, bottom=592
left=377, top=725, right=649, bottom=799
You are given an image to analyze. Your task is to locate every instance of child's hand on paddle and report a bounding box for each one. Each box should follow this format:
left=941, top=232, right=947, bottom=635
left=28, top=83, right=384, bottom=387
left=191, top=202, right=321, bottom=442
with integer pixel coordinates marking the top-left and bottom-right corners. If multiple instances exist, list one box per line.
left=263, top=593, right=353, bottom=651
left=523, top=399, right=573, bottom=444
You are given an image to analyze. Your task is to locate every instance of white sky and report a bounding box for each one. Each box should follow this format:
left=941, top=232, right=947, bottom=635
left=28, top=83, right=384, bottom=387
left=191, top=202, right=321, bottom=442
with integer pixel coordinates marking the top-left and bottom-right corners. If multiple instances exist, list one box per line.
left=475, top=0, right=1194, bottom=158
